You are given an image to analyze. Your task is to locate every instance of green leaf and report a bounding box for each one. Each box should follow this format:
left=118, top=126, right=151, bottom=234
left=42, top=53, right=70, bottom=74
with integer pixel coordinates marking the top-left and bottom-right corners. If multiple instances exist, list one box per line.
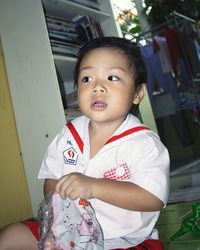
left=129, top=26, right=141, bottom=34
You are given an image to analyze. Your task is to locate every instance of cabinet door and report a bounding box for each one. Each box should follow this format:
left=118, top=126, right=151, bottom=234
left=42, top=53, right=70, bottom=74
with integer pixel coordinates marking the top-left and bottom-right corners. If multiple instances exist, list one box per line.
left=0, top=0, right=66, bottom=217
left=0, top=43, right=32, bottom=228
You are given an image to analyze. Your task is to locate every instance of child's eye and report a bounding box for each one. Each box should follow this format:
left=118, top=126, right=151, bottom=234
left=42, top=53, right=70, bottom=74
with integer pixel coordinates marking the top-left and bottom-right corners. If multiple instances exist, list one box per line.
left=108, top=75, right=120, bottom=81
left=82, top=76, right=92, bottom=82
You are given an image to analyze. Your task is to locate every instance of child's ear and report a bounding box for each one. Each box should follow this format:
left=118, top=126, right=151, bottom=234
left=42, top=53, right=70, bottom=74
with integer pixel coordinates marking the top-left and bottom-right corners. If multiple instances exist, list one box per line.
left=133, top=83, right=146, bottom=105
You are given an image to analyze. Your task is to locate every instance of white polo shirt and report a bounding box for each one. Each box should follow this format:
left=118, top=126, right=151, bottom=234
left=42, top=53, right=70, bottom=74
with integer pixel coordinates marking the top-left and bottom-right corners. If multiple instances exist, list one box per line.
left=38, top=114, right=170, bottom=249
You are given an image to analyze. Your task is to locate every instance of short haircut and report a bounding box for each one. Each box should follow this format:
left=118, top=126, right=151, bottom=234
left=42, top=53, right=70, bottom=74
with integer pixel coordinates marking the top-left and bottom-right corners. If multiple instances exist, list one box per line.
left=73, top=36, right=147, bottom=90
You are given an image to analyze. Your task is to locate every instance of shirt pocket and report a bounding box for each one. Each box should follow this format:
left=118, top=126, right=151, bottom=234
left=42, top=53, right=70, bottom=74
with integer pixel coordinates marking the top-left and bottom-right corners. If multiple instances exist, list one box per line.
left=103, top=163, right=131, bottom=181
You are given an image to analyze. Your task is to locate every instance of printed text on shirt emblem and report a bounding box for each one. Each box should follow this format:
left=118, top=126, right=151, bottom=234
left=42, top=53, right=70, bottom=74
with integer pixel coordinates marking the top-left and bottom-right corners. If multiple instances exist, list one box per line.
left=63, top=147, right=78, bottom=165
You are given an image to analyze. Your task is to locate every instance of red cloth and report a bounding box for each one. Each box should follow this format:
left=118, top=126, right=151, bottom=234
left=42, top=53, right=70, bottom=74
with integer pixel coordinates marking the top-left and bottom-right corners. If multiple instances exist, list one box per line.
left=22, top=220, right=40, bottom=240
left=114, top=239, right=164, bottom=249
left=152, top=38, right=160, bottom=53
left=22, top=220, right=164, bottom=249
left=163, top=27, right=182, bottom=76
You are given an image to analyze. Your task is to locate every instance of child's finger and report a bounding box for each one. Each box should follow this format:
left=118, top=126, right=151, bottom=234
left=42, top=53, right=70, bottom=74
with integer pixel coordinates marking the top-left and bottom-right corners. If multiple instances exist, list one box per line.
left=59, top=182, right=74, bottom=200
left=55, top=175, right=69, bottom=193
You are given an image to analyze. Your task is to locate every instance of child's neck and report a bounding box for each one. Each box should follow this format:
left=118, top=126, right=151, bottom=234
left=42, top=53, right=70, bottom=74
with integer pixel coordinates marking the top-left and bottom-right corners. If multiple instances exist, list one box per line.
left=88, top=120, right=123, bottom=158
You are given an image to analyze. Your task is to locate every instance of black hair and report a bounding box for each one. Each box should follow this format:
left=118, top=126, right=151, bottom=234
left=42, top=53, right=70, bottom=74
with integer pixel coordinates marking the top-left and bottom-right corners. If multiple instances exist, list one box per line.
left=73, top=36, right=147, bottom=114
left=74, top=36, right=147, bottom=87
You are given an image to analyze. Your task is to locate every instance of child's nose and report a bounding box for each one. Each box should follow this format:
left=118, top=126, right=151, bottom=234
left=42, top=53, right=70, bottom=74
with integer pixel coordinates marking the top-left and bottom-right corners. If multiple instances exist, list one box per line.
left=92, top=83, right=106, bottom=93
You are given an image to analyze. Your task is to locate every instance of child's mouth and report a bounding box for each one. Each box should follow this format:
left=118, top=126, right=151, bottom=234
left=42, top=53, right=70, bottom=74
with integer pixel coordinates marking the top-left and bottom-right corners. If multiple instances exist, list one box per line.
left=92, top=100, right=107, bottom=109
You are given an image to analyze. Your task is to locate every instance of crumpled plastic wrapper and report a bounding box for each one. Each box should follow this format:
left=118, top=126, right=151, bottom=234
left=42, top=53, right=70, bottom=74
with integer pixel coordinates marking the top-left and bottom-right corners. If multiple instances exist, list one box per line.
left=37, top=192, right=104, bottom=250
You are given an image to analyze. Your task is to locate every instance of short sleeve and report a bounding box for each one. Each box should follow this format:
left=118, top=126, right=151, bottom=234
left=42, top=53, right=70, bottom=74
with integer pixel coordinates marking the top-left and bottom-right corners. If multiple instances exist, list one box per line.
left=38, top=127, right=66, bottom=180
left=126, top=132, right=170, bottom=204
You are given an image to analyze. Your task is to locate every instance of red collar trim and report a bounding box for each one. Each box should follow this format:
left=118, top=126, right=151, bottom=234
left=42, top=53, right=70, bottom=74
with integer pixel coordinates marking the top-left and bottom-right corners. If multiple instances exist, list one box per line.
left=67, top=122, right=84, bottom=153
left=105, top=126, right=149, bottom=145
left=67, top=122, right=149, bottom=152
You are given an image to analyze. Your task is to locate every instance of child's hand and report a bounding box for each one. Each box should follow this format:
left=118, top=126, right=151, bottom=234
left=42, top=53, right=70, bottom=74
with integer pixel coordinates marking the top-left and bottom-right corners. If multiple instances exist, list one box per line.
left=55, top=173, right=95, bottom=200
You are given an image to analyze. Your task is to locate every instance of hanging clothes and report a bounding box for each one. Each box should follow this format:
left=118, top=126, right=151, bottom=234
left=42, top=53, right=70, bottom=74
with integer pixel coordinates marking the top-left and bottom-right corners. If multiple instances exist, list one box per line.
left=153, top=35, right=173, bottom=74
left=139, top=41, right=193, bottom=147
left=139, top=43, right=178, bottom=98
left=163, top=27, right=182, bottom=77
left=136, top=12, right=200, bottom=147
left=178, top=20, right=200, bottom=78
left=155, top=30, right=192, bottom=88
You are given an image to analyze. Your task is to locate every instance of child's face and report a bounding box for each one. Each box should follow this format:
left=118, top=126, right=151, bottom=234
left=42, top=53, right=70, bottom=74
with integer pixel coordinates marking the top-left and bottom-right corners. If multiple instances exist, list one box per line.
left=77, top=48, right=145, bottom=125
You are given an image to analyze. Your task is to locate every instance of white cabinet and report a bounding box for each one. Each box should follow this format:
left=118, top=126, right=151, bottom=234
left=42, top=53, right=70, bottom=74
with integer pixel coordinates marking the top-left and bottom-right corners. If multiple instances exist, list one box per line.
left=0, top=0, right=66, bottom=217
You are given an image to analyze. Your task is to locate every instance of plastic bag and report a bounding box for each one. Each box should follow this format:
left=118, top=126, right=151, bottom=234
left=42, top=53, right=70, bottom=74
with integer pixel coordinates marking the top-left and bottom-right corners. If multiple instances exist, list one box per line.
left=38, top=192, right=104, bottom=250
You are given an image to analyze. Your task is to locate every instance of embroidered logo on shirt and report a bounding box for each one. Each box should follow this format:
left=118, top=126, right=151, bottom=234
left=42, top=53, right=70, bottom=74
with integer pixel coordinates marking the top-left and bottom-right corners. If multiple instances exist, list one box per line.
left=67, top=140, right=73, bottom=146
left=103, top=163, right=131, bottom=180
left=63, top=147, right=78, bottom=165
